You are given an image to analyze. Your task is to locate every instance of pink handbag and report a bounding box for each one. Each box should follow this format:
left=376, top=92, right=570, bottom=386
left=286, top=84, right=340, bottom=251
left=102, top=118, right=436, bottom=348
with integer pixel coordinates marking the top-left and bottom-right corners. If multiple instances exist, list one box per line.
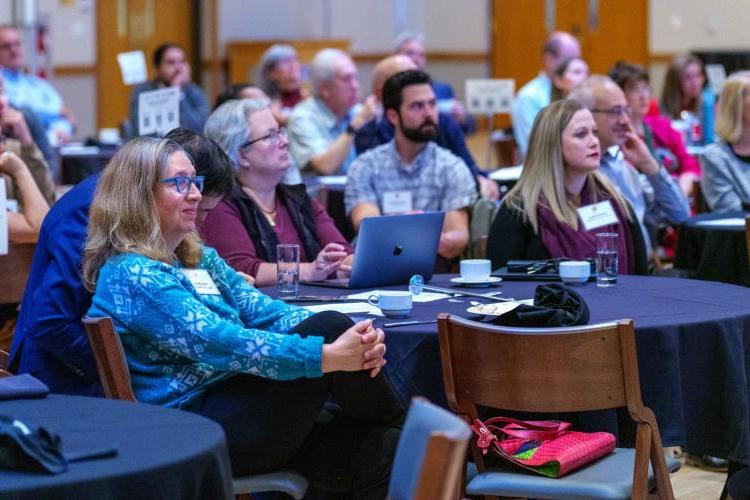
left=472, top=417, right=616, bottom=477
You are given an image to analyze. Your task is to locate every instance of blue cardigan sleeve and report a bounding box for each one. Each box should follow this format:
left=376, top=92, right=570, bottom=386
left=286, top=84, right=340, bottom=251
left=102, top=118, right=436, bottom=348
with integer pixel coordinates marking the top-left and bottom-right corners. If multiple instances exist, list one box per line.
left=91, top=252, right=323, bottom=381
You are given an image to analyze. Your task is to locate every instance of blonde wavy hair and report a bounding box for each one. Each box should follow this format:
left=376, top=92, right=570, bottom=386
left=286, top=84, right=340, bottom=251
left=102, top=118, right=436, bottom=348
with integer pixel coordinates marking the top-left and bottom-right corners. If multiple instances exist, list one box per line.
left=715, top=71, right=750, bottom=144
left=82, top=137, right=202, bottom=291
left=505, top=99, right=631, bottom=232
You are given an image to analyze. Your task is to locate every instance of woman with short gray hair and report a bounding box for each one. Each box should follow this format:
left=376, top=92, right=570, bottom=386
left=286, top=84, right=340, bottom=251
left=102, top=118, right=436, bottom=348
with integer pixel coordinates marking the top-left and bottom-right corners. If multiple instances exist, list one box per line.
left=201, top=99, right=354, bottom=286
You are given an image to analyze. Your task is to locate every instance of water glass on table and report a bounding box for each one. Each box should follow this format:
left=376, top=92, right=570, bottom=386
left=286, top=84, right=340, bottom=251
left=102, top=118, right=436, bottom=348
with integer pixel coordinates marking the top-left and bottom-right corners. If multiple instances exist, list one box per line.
left=277, top=244, right=300, bottom=299
left=595, top=232, right=618, bottom=287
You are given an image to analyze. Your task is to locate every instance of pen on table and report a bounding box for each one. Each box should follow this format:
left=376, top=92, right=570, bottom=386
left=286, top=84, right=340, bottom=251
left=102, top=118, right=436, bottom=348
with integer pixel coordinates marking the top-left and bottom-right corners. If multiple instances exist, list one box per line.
left=382, top=320, right=438, bottom=328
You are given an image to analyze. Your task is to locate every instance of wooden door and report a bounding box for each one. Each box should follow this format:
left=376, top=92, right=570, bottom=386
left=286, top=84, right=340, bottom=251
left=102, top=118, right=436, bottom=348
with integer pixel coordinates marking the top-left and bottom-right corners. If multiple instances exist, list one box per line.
left=491, top=0, right=648, bottom=127
left=96, top=0, right=198, bottom=130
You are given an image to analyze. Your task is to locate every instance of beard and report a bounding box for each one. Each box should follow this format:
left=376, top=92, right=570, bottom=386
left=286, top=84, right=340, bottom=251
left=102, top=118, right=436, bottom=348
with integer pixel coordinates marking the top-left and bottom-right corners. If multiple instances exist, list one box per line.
left=398, top=114, right=438, bottom=143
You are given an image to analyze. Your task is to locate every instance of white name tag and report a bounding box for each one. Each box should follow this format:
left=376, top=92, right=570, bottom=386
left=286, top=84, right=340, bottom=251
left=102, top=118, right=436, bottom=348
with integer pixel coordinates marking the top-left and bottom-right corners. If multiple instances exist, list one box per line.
left=182, top=269, right=221, bottom=295
left=577, top=200, right=619, bottom=231
left=382, top=191, right=413, bottom=214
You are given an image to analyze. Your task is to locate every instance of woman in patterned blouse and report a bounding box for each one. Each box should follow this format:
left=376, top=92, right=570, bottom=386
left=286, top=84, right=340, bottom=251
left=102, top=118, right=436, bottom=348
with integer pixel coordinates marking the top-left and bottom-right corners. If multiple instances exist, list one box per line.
left=83, top=137, right=403, bottom=496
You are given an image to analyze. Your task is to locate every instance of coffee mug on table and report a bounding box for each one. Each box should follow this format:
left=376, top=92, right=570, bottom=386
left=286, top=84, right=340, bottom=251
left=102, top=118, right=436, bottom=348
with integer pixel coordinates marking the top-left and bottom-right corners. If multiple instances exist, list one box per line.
left=459, top=259, right=492, bottom=281
left=558, top=260, right=591, bottom=284
left=368, top=291, right=413, bottom=318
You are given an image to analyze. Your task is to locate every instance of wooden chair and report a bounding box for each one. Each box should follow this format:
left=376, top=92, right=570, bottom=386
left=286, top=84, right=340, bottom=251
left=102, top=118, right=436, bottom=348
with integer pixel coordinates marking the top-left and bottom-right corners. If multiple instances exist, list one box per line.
left=0, top=243, right=35, bottom=305
left=0, top=348, right=11, bottom=376
left=82, top=316, right=309, bottom=499
left=437, top=314, right=677, bottom=499
left=387, top=397, right=471, bottom=500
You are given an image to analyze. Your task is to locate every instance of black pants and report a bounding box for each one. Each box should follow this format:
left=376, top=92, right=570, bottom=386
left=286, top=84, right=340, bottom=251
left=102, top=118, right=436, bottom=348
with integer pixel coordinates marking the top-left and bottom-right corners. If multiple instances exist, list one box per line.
left=188, top=311, right=404, bottom=499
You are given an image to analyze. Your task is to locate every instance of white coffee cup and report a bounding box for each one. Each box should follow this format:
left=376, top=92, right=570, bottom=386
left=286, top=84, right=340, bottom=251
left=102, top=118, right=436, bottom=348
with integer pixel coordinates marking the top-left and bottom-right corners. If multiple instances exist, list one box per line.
left=559, top=260, right=591, bottom=284
left=368, top=291, right=413, bottom=318
left=460, top=259, right=492, bottom=282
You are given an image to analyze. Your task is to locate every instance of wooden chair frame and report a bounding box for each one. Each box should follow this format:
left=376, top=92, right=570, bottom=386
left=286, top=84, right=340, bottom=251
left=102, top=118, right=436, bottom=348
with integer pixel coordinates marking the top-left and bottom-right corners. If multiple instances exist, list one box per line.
left=82, top=316, right=136, bottom=401
left=0, top=243, right=35, bottom=304
left=437, top=314, right=674, bottom=499
left=0, top=348, right=11, bottom=377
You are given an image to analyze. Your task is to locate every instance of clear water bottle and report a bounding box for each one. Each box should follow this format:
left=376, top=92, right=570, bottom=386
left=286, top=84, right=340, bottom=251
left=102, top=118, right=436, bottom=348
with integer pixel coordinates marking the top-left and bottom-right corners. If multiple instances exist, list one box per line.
left=701, top=87, right=715, bottom=145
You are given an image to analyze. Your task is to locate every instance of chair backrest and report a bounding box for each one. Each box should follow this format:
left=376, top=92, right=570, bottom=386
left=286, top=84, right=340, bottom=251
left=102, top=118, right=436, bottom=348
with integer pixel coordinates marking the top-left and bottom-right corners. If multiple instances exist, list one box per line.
left=0, top=243, right=35, bottom=304
left=692, top=179, right=707, bottom=213
left=464, top=198, right=500, bottom=260
left=0, top=348, right=10, bottom=377
left=82, top=316, right=136, bottom=401
left=437, top=314, right=674, bottom=498
left=387, top=397, right=471, bottom=500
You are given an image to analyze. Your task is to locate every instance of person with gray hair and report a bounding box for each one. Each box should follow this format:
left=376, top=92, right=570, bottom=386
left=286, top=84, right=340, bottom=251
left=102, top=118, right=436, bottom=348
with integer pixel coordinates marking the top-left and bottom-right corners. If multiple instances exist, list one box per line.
left=512, top=31, right=581, bottom=157
left=287, top=48, right=378, bottom=175
left=394, top=31, right=474, bottom=133
left=568, top=75, right=689, bottom=255
left=201, top=98, right=354, bottom=286
left=257, top=44, right=306, bottom=126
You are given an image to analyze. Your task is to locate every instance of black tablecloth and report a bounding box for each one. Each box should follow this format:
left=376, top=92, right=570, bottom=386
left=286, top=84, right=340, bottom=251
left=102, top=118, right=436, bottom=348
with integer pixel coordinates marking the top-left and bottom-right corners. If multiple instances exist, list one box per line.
left=274, top=274, right=750, bottom=465
left=0, top=395, right=233, bottom=499
left=675, top=211, right=750, bottom=286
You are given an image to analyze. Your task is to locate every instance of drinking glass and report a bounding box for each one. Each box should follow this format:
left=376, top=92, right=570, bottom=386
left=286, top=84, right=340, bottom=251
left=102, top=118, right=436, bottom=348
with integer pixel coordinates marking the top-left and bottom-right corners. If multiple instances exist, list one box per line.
left=595, top=232, right=618, bottom=287
left=277, top=244, right=300, bottom=299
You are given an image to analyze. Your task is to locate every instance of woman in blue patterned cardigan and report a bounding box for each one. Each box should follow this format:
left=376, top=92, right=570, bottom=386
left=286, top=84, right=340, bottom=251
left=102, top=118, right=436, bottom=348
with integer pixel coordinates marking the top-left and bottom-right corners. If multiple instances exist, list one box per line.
left=83, top=137, right=403, bottom=497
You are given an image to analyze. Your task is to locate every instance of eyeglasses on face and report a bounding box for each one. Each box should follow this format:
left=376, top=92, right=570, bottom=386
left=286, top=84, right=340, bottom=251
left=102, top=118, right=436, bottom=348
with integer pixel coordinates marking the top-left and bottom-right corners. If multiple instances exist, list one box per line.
left=240, top=127, right=288, bottom=149
left=160, top=175, right=204, bottom=194
left=592, top=106, right=632, bottom=118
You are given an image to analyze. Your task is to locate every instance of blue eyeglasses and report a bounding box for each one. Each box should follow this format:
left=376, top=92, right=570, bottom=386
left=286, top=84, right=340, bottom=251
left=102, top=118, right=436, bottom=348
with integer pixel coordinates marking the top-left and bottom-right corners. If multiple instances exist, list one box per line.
left=160, top=175, right=204, bottom=194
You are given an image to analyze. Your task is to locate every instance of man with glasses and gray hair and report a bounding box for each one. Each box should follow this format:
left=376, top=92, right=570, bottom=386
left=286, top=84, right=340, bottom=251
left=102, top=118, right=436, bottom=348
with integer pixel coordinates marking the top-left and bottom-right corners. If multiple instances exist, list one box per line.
left=287, top=48, right=378, bottom=176
left=568, top=75, right=689, bottom=254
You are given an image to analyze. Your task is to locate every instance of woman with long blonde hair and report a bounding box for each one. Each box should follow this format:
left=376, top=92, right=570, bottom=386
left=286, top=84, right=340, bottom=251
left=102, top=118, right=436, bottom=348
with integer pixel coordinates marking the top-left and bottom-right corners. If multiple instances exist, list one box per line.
left=83, top=136, right=403, bottom=493
left=487, top=99, right=648, bottom=274
left=700, top=71, right=750, bottom=211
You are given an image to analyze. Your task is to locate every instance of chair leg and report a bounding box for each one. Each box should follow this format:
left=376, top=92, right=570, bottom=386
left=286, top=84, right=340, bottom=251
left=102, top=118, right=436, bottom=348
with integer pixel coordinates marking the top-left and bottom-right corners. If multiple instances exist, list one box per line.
left=632, top=422, right=652, bottom=499
left=649, top=426, right=676, bottom=500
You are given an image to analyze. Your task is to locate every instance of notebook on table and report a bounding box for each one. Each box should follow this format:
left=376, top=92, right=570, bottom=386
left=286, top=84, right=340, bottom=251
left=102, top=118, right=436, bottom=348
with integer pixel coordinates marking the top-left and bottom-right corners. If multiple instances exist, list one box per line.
left=304, top=212, right=445, bottom=289
left=492, top=259, right=596, bottom=281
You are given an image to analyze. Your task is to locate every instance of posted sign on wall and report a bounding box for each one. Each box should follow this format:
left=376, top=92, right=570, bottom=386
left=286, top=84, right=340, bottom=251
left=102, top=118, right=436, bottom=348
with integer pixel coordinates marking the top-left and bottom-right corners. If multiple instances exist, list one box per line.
left=465, top=79, right=515, bottom=115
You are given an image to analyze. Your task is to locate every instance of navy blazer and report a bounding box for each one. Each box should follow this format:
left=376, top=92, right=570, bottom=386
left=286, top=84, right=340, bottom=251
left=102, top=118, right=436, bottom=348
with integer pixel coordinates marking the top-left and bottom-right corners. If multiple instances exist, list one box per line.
left=9, top=173, right=102, bottom=396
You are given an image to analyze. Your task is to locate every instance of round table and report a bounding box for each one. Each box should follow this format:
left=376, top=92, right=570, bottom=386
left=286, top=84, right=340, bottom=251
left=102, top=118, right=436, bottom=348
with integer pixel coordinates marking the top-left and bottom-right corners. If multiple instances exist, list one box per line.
left=280, top=274, right=750, bottom=466
left=0, top=394, right=233, bottom=499
left=675, top=211, right=750, bottom=286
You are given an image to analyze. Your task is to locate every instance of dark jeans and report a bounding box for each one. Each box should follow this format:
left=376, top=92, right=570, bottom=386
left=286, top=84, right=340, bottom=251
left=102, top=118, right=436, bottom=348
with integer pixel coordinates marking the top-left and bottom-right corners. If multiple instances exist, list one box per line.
left=188, top=311, right=404, bottom=499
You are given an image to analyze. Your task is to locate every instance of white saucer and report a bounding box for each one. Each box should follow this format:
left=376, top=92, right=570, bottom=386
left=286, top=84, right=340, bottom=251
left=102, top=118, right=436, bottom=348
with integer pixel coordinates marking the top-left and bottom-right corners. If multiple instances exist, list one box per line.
left=450, top=276, right=503, bottom=288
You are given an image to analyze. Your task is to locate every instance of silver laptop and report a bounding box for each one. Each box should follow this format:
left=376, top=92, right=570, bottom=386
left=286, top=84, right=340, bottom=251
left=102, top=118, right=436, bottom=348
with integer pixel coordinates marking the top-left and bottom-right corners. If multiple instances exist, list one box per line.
left=304, top=212, right=445, bottom=289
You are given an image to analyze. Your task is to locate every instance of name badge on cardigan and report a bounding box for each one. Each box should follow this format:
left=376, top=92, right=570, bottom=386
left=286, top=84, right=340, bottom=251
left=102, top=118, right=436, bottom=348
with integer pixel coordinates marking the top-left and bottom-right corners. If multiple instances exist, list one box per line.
left=383, top=191, right=413, bottom=214
left=181, top=269, right=221, bottom=295
left=577, top=200, right=618, bottom=231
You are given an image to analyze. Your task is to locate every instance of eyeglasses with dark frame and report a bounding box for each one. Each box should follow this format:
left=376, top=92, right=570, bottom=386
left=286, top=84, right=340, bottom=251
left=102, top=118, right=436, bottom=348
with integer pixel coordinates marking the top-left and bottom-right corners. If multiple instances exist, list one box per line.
left=591, top=106, right=633, bottom=118
left=160, top=175, right=204, bottom=194
left=239, top=127, right=288, bottom=150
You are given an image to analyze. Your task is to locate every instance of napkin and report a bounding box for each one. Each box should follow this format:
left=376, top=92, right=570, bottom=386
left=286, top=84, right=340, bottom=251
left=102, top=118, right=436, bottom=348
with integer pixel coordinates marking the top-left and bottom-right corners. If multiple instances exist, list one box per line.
left=0, top=374, right=49, bottom=401
left=482, top=283, right=590, bottom=327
